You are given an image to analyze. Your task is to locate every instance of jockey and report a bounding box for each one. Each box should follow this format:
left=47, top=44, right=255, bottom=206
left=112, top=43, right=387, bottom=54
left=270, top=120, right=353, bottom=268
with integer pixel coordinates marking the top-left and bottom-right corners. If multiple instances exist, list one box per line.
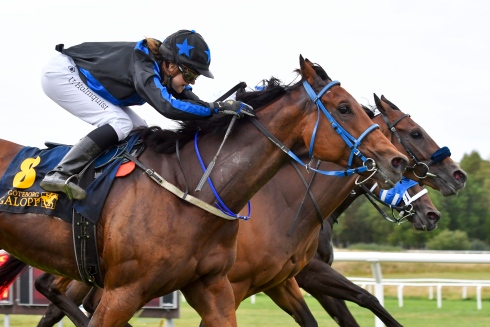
left=40, top=29, right=254, bottom=200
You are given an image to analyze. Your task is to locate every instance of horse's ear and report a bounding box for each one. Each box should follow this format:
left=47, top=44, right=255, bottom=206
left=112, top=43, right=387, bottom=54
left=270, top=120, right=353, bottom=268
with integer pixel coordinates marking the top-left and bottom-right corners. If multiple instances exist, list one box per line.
left=299, top=54, right=305, bottom=68
left=299, top=55, right=316, bottom=84
left=373, top=93, right=387, bottom=115
left=380, top=95, right=400, bottom=111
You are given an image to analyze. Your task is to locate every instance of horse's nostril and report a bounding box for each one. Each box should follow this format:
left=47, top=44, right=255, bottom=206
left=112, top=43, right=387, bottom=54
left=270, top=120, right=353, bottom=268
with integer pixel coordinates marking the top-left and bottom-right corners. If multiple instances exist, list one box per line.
left=427, top=212, right=441, bottom=221
left=391, top=157, right=407, bottom=170
left=454, top=170, right=467, bottom=182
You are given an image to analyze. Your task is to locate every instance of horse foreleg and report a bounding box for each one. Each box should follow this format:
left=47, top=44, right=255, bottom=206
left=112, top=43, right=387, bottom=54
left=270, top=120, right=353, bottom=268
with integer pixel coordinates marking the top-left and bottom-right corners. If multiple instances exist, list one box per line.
left=182, top=276, right=237, bottom=327
left=81, top=286, right=101, bottom=316
left=35, top=273, right=90, bottom=327
left=88, top=287, right=141, bottom=327
left=296, top=260, right=403, bottom=327
left=263, top=278, right=318, bottom=327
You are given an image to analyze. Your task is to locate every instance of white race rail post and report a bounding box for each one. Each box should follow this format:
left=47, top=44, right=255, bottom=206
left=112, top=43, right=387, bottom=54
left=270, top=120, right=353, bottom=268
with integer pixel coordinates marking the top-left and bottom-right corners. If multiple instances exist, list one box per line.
left=368, top=259, right=384, bottom=327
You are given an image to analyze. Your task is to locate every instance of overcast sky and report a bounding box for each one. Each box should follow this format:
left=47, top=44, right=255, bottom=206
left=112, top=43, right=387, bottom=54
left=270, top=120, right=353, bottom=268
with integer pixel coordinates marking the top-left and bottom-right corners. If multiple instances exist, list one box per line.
left=1, top=0, right=488, bottom=163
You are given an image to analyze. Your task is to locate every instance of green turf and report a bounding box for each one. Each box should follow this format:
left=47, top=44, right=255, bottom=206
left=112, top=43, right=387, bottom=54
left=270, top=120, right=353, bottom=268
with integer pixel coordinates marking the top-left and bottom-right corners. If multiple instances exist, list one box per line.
left=1, top=294, right=489, bottom=326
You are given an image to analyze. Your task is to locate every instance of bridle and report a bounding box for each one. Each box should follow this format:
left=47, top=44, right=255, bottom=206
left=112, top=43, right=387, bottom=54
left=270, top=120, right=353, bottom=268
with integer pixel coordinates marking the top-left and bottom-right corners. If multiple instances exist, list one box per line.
left=380, top=112, right=451, bottom=184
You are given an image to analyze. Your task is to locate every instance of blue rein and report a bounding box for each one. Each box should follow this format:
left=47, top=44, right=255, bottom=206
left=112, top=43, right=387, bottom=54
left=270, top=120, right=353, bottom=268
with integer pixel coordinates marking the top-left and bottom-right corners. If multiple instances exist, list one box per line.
left=194, top=132, right=251, bottom=220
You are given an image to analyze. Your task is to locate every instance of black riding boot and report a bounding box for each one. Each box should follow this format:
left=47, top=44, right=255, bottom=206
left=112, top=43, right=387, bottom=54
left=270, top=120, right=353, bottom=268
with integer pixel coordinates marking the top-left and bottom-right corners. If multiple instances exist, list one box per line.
left=40, top=125, right=119, bottom=200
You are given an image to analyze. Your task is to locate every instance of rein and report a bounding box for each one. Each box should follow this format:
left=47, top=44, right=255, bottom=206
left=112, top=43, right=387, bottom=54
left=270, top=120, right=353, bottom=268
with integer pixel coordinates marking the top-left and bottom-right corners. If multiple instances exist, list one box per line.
left=380, top=112, right=451, bottom=183
left=288, top=160, right=324, bottom=236
left=194, top=131, right=252, bottom=220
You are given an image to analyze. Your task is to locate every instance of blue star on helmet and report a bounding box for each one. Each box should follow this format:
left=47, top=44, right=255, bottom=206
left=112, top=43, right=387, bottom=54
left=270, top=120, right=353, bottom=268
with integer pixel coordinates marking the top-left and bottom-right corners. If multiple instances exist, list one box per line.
left=176, top=38, right=194, bottom=58
left=205, top=49, right=211, bottom=64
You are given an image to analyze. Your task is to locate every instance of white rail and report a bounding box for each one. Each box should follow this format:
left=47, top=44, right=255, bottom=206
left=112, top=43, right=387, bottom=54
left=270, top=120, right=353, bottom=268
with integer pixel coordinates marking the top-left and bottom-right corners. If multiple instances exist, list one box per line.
left=333, top=251, right=490, bottom=327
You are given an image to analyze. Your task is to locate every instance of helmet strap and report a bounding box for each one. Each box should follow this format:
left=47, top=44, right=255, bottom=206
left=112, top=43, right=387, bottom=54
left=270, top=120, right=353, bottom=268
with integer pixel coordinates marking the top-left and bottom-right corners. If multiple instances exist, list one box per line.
left=161, top=61, right=180, bottom=90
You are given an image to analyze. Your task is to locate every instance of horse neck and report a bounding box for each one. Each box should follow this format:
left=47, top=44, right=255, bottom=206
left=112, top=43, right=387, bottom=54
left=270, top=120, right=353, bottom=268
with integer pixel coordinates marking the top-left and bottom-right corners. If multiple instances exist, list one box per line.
left=156, top=98, right=309, bottom=214
left=250, top=159, right=359, bottom=235
left=372, top=114, right=392, bottom=139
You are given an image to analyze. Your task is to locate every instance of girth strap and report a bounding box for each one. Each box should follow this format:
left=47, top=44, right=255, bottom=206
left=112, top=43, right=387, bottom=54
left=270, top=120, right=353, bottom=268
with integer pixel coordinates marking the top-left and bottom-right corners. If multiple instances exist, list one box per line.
left=72, top=212, right=104, bottom=288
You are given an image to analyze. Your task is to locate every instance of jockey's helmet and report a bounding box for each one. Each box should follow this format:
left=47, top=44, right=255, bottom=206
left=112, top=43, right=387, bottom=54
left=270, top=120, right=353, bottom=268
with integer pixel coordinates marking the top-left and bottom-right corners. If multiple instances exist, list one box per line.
left=159, top=29, right=213, bottom=79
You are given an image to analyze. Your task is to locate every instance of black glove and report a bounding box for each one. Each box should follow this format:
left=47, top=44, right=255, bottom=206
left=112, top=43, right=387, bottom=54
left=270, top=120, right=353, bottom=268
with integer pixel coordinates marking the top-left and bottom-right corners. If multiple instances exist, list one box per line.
left=213, top=100, right=255, bottom=118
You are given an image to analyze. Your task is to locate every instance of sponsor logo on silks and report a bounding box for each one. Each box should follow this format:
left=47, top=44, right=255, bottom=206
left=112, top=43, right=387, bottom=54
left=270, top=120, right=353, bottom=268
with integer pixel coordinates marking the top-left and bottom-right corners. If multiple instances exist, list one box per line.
left=0, top=157, right=59, bottom=210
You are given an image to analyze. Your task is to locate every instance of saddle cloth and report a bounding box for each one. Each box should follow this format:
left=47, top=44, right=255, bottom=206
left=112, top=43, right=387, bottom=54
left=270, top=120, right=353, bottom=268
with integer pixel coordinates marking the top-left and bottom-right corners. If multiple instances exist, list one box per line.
left=0, top=133, right=141, bottom=224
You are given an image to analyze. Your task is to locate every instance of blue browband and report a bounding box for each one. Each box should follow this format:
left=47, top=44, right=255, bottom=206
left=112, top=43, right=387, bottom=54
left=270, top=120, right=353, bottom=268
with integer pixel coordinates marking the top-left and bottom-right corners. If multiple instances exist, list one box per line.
left=298, top=80, right=379, bottom=176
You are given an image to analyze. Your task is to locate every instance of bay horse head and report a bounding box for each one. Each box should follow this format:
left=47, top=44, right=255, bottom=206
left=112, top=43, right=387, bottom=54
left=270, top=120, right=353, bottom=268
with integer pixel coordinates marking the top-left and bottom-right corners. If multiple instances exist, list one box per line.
left=373, top=94, right=467, bottom=196
left=298, top=57, right=408, bottom=189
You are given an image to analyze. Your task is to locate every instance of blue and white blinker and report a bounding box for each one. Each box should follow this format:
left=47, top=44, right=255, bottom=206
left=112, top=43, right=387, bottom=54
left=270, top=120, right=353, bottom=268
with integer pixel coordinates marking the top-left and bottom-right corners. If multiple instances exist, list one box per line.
left=376, top=177, right=419, bottom=206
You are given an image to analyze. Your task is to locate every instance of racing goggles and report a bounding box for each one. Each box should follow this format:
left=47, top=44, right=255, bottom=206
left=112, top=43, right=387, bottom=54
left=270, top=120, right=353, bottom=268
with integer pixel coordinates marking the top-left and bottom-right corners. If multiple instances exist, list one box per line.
left=178, top=65, right=200, bottom=83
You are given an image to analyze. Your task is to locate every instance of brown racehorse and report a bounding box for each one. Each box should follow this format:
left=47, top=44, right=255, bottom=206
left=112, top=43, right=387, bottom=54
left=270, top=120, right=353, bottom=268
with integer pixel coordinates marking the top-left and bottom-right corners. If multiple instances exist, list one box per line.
left=0, top=56, right=408, bottom=327
left=32, top=92, right=466, bottom=327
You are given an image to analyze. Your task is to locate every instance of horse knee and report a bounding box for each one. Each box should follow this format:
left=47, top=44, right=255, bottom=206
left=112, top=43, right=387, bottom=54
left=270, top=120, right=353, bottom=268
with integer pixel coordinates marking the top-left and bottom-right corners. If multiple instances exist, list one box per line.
left=34, top=273, right=56, bottom=295
left=357, top=290, right=381, bottom=308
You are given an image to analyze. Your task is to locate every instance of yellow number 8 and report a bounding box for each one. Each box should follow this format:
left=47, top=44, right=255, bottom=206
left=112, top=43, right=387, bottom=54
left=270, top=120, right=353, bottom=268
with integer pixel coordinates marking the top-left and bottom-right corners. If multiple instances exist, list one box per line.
left=13, top=156, right=41, bottom=189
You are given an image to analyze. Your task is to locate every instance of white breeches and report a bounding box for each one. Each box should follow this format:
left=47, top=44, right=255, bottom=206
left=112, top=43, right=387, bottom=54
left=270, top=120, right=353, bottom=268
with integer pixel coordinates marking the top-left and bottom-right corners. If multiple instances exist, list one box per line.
left=41, top=54, right=147, bottom=141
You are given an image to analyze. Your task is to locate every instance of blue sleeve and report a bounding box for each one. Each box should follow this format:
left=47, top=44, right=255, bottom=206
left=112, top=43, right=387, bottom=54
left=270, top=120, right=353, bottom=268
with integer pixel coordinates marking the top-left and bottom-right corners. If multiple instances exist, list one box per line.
left=132, top=40, right=213, bottom=120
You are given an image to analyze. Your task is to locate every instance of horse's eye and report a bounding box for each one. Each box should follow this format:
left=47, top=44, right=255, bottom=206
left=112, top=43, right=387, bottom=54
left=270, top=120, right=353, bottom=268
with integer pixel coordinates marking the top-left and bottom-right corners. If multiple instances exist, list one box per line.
left=338, top=105, right=350, bottom=114
left=411, top=131, right=423, bottom=139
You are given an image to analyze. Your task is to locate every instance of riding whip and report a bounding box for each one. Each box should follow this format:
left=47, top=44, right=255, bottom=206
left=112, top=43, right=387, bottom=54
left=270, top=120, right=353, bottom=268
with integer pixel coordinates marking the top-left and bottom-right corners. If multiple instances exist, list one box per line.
left=195, top=115, right=238, bottom=191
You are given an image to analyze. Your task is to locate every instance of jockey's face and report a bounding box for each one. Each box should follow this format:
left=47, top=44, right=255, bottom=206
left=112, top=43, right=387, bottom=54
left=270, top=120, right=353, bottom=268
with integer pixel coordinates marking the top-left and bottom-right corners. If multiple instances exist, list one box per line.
left=166, top=63, right=195, bottom=93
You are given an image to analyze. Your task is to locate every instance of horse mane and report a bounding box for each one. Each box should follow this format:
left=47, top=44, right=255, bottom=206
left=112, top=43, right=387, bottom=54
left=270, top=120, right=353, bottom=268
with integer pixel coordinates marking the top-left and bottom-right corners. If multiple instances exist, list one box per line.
left=142, top=76, right=297, bottom=154
left=142, top=61, right=335, bottom=154
left=235, top=77, right=289, bottom=108
left=310, top=62, right=331, bottom=81
left=361, top=104, right=376, bottom=118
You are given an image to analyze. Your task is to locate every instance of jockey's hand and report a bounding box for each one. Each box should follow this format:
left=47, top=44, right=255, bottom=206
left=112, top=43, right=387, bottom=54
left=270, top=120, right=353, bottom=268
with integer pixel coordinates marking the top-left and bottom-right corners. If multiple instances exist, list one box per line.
left=213, top=100, right=255, bottom=118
